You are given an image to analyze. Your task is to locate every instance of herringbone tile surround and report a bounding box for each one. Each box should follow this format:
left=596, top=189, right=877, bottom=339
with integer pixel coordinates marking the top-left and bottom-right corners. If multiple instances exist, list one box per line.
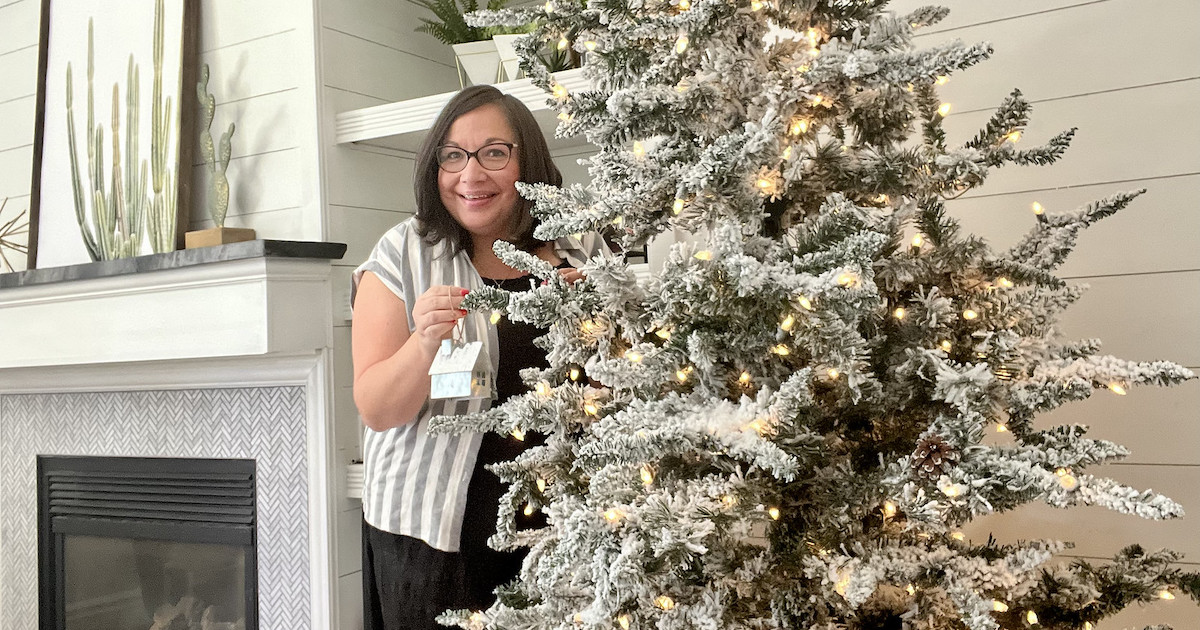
left=0, top=387, right=310, bottom=630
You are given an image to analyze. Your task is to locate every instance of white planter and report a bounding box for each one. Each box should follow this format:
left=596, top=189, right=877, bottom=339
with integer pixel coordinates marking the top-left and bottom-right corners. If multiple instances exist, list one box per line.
left=452, top=39, right=501, bottom=86
left=492, top=33, right=526, bottom=82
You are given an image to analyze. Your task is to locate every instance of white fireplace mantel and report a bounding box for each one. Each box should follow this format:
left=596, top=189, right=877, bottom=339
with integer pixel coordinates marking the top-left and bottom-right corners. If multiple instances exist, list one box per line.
left=0, top=242, right=347, bottom=630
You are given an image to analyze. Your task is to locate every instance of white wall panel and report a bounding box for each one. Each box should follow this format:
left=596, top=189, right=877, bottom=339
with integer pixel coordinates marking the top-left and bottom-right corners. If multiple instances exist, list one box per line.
left=0, top=1, right=39, bottom=52
left=0, top=146, right=32, bottom=199
left=337, top=494, right=364, bottom=577
left=338, top=572, right=365, bottom=630
left=190, top=146, right=305, bottom=223
left=948, top=174, right=1200, bottom=279
left=197, top=30, right=303, bottom=102
left=1044, top=379, right=1200, bottom=466
left=0, top=46, right=38, bottom=103
left=1057, top=271, right=1200, bottom=366
left=321, top=28, right=460, bottom=104
left=961, top=464, right=1199, bottom=563
left=0, top=96, right=33, bottom=150
left=945, top=79, right=1200, bottom=195
left=320, top=0, right=456, bottom=70
left=327, top=146, right=415, bottom=212
left=330, top=205, right=411, bottom=267
left=1099, top=595, right=1200, bottom=630
left=198, top=0, right=297, bottom=52
left=914, top=0, right=1200, bottom=113
left=887, top=0, right=1091, bottom=34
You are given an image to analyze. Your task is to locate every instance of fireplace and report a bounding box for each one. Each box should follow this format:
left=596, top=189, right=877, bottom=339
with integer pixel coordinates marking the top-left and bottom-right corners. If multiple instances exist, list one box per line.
left=38, top=456, right=258, bottom=630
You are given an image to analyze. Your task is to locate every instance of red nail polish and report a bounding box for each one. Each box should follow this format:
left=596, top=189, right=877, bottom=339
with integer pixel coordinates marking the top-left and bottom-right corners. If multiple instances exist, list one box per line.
left=460, top=289, right=470, bottom=296
left=459, top=309, right=468, bottom=316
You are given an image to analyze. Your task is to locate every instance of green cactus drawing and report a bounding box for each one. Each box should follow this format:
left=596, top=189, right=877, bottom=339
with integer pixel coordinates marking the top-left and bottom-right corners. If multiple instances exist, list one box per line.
left=197, top=64, right=235, bottom=227
left=65, top=20, right=145, bottom=261
left=146, top=0, right=177, bottom=253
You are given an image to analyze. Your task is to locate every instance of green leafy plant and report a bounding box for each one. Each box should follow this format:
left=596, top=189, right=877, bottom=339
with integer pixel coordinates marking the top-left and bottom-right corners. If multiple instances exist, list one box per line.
left=413, top=0, right=512, bottom=45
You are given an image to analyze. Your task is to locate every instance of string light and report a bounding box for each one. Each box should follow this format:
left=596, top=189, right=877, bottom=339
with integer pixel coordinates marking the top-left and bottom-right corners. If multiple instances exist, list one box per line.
left=1031, top=201, right=1045, bottom=215
left=1026, top=610, right=1039, bottom=625
left=655, top=327, right=672, bottom=340
left=906, top=584, right=916, bottom=595
left=950, top=531, right=965, bottom=541
left=543, top=0, right=554, bottom=10
left=750, top=0, right=764, bottom=10
left=826, top=368, right=840, bottom=380
left=551, top=82, right=569, bottom=100
left=781, top=146, right=793, bottom=160
left=798, top=295, right=814, bottom=310
left=490, top=310, right=503, bottom=324
left=738, top=371, right=752, bottom=385
left=672, top=198, right=685, bottom=214
left=584, top=40, right=598, bottom=51
left=573, top=613, right=584, bottom=625
left=694, top=250, right=712, bottom=261
left=618, top=614, right=630, bottom=630
left=937, top=103, right=952, bottom=117
left=524, top=503, right=535, bottom=516
left=624, top=349, right=643, bottom=363
left=511, top=427, right=526, bottom=441
left=537, top=478, right=547, bottom=492
left=1058, top=472, right=1079, bottom=491
left=581, top=319, right=599, bottom=334
left=962, top=308, right=979, bottom=320
left=569, top=367, right=581, bottom=381
left=768, top=506, right=780, bottom=520
left=676, top=369, right=689, bottom=383
left=632, top=141, right=645, bottom=158
left=996, top=423, right=1009, bottom=433
left=721, top=494, right=738, bottom=507
left=789, top=119, right=810, bottom=135
left=655, top=595, right=676, bottom=610
left=811, top=95, right=824, bottom=106
left=893, top=307, right=907, bottom=320
left=991, top=600, right=1009, bottom=612
left=557, top=36, right=570, bottom=50
left=837, top=272, right=859, bottom=287
left=940, top=340, right=953, bottom=352
left=1108, top=382, right=1128, bottom=395
left=605, top=508, right=624, bottom=523
left=583, top=401, right=600, bottom=415
left=882, top=501, right=897, bottom=518
left=771, top=344, right=791, bottom=356
left=911, top=233, right=925, bottom=249
left=1084, top=623, right=1094, bottom=630
left=675, top=35, right=689, bottom=54
left=1006, top=130, right=1022, bottom=143
left=780, top=314, right=796, bottom=331
left=935, top=75, right=949, bottom=85
left=557, top=111, right=573, bottom=123
left=997, top=277, right=1014, bottom=288
left=612, top=215, right=624, bottom=226
left=1158, top=589, right=1175, bottom=600
left=640, top=464, right=654, bottom=485
left=535, top=381, right=552, bottom=397
left=875, top=193, right=889, bottom=204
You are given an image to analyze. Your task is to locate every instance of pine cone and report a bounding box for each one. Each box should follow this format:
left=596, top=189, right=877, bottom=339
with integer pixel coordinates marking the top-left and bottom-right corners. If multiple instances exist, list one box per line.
left=910, top=435, right=960, bottom=480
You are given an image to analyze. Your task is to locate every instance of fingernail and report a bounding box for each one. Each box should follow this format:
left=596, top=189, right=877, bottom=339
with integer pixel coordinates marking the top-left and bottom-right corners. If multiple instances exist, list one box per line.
left=460, top=289, right=470, bottom=296
left=459, top=309, right=468, bottom=316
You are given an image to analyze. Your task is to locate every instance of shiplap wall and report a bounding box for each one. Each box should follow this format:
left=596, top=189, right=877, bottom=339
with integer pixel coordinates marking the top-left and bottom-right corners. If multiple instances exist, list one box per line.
left=889, top=1, right=1200, bottom=627
left=0, top=0, right=39, bottom=272
left=315, top=1, right=461, bottom=627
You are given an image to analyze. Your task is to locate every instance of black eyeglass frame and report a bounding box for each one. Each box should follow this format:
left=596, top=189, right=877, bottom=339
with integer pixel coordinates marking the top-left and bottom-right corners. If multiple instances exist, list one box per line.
left=435, top=142, right=519, bottom=173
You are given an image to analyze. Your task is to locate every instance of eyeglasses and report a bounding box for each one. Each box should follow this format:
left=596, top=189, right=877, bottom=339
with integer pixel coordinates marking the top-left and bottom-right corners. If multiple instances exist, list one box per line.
left=436, top=142, right=518, bottom=173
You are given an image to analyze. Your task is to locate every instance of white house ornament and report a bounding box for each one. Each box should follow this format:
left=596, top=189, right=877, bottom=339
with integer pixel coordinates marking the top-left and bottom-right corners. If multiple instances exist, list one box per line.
left=429, top=338, right=494, bottom=401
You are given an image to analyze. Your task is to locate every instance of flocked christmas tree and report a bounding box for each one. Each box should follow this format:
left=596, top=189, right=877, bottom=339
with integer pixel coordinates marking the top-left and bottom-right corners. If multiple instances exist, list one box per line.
left=435, top=1, right=1200, bottom=628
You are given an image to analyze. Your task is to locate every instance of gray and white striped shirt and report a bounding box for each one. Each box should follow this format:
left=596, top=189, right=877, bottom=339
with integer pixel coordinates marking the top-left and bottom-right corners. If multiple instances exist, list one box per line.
left=353, top=217, right=606, bottom=552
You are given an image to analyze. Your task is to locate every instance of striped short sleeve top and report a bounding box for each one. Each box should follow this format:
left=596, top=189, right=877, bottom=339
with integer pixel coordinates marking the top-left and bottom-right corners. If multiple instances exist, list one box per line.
left=352, top=217, right=607, bottom=552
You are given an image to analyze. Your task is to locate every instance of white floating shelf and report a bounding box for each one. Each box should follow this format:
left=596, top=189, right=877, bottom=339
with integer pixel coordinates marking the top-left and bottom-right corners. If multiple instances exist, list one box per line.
left=335, top=68, right=592, bottom=153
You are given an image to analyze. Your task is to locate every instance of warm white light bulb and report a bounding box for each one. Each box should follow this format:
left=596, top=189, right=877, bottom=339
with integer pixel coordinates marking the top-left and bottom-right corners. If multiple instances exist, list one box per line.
left=940, top=340, right=952, bottom=352
left=1006, top=130, right=1022, bottom=143
left=1031, top=201, right=1045, bottom=215
left=882, top=501, right=897, bottom=518
left=569, top=367, right=581, bottom=381
left=536, top=478, right=547, bottom=492
left=672, top=198, right=685, bottom=214
left=624, top=349, right=642, bottom=363
left=827, top=368, right=840, bottom=380
left=935, top=75, right=949, bottom=85
left=557, top=36, right=570, bottom=50
left=1158, top=589, right=1176, bottom=600
left=511, top=427, right=526, bottom=441
left=1108, top=382, right=1128, bottom=395
left=893, top=307, right=907, bottom=320
left=617, top=614, right=630, bottom=630
left=772, top=344, right=790, bottom=356
left=738, top=371, right=752, bottom=385
left=962, top=309, right=979, bottom=320
left=675, top=35, right=689, bottom=54
left=676, top=369, right=689, bottom=383
left=640, top=465, right=654, bottom=485
left=523, top=503, right=535, bottom=516
left=997, top=277, right=1014, bottom=288
left=991, top=600, right=1009, bottom=612
left=937, top=102, right=952, bottom=117
left=780, top=314, right=795, bottom=331
left=490, top=310, right=502, bottom=324
left=768, top=506, right=780, bottom=520
left=1026, top=610, right=1039, bottom=625
left=694, top=250, right=712, bottom=261
left=551, top=83, right=569, bottom=100
left=798, top=295, right=814, bottom=310
left=535, top=381, right=552, bottom=397
left=655, top=595, right=675, bottom=610
left=584, top=40, right=597, bottom=51
left=632, top=141, right=645, bottom=157
left=911, top=233, right=925, bottom=248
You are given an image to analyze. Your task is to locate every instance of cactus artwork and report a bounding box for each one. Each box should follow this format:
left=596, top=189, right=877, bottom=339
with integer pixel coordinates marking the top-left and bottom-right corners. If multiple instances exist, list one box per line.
left=197, top=64, right=235, bottom=228
left=63, top=0, right=178, bottom=261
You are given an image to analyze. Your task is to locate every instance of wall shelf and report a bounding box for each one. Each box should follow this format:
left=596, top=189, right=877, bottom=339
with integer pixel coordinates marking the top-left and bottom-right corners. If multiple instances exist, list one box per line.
left=334, top=68, right=591, bottom=153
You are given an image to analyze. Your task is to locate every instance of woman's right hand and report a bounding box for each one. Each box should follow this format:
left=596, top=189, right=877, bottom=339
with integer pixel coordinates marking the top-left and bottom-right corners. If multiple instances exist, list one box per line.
left=410, top=285, right=469, bottom=356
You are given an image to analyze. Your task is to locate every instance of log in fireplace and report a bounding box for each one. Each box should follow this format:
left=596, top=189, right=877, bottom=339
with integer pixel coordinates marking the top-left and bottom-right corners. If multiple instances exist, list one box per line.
left=37, top=456, right=257, bottom=630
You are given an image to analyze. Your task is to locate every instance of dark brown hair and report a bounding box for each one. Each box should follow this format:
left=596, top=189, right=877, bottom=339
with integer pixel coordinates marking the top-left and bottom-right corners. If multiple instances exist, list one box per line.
left=414, top=85, right=562, bottom=258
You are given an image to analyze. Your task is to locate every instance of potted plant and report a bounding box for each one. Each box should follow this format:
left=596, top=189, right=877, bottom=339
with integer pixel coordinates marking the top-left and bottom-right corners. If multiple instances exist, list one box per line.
left=414, top=0, right=513, bottom=86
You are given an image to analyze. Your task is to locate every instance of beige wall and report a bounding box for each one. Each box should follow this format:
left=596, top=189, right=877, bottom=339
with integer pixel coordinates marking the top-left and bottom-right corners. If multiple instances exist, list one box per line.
left=890, top=1, right=1200, bottom=627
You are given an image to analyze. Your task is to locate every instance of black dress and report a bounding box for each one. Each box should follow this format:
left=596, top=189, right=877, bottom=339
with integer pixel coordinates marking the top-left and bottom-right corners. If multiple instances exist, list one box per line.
left=362, top=271, right=552, bottom=630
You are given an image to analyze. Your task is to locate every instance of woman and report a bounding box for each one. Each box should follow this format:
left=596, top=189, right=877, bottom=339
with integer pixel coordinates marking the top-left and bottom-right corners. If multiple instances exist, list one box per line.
left=351, top=85, right=606, bottom=630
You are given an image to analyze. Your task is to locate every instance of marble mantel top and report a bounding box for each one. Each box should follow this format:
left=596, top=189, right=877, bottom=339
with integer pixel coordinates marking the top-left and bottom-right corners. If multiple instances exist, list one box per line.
left=0, top=240, right=347, bottom=289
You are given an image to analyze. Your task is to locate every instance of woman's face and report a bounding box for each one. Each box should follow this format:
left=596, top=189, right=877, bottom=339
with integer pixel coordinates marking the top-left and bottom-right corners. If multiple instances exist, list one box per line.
left=437, top=103, right=522, bottom=245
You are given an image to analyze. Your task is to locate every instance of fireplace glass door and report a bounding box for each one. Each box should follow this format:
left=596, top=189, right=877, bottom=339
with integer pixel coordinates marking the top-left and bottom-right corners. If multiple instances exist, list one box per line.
left=38, top=456, right=257, bottom=630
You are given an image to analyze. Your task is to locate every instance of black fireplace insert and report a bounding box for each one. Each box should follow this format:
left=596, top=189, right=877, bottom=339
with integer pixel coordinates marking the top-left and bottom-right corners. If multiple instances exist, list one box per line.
left=37, top=456, right=257, bottom=630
